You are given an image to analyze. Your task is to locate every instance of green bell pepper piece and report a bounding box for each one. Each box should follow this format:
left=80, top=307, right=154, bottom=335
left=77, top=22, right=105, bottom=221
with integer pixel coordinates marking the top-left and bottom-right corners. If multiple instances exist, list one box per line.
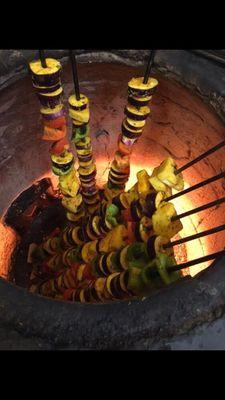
left=67, top=246, right=82, bottom=265
left=71, top=124, right=90, bottom=143
left=126, top=242, right=149, bottom=269
left=105, top=204, right=119, bottom=227
left=127, top=266, right=144, bottom=294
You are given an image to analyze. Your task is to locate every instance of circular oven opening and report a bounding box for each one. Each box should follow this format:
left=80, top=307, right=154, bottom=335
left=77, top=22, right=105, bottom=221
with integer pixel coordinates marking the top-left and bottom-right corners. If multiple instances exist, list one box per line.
left=0, top=52, right=225, bottom=349
left=1, top=59, right=225, bottom=298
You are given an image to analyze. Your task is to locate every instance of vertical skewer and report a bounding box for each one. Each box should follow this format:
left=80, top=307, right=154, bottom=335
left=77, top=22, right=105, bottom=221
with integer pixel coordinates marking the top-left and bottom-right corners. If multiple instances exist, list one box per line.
left=143, top=50, right=156, bottom=84
left=39, top=50, right=47, bottom=68
left=69, top=50, right=80, bottom=101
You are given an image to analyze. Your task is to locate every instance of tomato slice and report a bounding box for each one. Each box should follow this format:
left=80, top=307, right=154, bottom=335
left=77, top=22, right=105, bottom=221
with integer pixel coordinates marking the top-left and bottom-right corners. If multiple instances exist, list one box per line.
left=117, top=134, right=132, bottom=156
left=49, top=227, right=61, bottom=238
left=42, top=263, right=52, bottom=275
left=42, top=125, right=66, bottom=141
left=63, top=288, right=74, bottom=300
left=127, top=221, right=136, bottom=243
left=122, top=208, right=133, bottom=222
left=82, top=265, right=94, bottom=280
left=49, top=137, right=70, bottom=155
left=43, top=116, right=66, bottom=129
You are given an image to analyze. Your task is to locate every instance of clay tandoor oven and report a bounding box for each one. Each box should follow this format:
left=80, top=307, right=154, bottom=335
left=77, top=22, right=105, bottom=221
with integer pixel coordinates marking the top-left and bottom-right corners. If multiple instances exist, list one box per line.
left=0, top=50, right=225, bottom=349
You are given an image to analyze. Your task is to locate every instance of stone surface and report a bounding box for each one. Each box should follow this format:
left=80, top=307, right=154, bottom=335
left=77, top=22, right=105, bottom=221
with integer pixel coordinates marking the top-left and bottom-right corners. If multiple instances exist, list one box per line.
left=0, top=322, right=53, bottom=350
left=160, top=317, right=225, bottom=350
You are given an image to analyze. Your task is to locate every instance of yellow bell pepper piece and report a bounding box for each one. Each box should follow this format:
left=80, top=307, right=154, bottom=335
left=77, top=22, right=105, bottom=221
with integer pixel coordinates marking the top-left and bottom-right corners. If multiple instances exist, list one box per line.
left=99, top=225, right=128, bottom=253
left=137, top=170, right=152, bottom=197
left=61, top=194, right=82, bottom=213
left=69, top=107, right=90, bottom=124
left=152, top=202, right=183, bottom=239
left=81, top=240, right=98, bottom=264
left=149, top=169, right=168, bottom=192
left=59, top=169, right=80, bottom=197
left=154, top=157, right=184, bottom=191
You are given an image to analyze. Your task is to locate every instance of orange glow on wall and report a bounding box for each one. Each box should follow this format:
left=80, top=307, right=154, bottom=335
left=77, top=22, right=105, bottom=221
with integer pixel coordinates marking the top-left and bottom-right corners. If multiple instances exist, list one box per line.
left=0, top=221, right=19, bottom=278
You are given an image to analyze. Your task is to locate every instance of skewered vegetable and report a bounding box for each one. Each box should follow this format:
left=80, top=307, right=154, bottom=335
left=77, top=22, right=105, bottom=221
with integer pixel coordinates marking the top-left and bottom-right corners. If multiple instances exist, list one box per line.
left=152, top=202, right=183, bottom=238
left=30, top=56, right=83, bottom=221
left=63, top=272, right=131, bottom=302
left=28, top=63, right=190, bottom=305
left=90, top=232, right=176, bottom=280
left=127, top=253, right=181, bottom=295
left=29, top=58, right=62, bottom=87
left=107, top=76, right=158, bottom=191
left=150, top=157, right=184, bottom=192
left=128, top=77, right=158, bottom=97
left=58, top=169, right=79, bottom=197
left=33, top=263, right=94, bottom=297
left=33, top=251, right=181, bottom=302
left=68, top=94, right=99, bottom=210
left=51, top=150, right=74, bottom=176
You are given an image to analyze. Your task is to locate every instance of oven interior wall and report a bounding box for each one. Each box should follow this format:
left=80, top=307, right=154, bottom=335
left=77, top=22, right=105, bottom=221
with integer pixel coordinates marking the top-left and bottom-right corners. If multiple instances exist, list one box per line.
left=0, top=51, right=225, bottom=280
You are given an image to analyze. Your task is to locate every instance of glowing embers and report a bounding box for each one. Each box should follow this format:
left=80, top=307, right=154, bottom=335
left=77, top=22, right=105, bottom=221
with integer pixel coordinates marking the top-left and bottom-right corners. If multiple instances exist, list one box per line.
left=0, top=221, right=19, bottom=279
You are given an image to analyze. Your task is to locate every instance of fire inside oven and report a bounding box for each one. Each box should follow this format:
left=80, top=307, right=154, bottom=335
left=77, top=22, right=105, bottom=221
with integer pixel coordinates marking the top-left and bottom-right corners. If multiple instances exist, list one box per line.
left=0, top=51, right=225, bottom=304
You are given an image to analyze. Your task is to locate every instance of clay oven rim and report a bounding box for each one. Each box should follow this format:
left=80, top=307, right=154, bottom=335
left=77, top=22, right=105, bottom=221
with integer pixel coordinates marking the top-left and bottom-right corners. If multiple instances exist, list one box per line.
left=0, top=257, right=224, bottom=347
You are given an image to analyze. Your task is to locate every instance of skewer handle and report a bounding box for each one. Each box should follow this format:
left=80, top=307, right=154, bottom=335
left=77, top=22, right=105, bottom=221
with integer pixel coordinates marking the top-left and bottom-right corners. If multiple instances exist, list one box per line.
left=69, top=50, right=80, bottom=101
left=172, top=196, right=225, bottom=222
left=39, top=50, right=47, bottom=68
left=166, top=171, right=225, bottom=202
left=175, top=140, right=225, bottom=175
left=168, top=249, right=225, bottom=272
left=143, top=50, right=156, bottom=84
left=165, top=223, right=225, bottom=248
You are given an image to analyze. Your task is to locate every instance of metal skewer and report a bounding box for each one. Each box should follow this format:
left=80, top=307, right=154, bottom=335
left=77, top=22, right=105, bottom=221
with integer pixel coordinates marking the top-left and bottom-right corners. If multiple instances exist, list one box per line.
left=175, top=139, right=225, bottom=175
left=168, top=249, right=225, bottom=273
left=69, top=50, right=80, bottom=101
left=171, top=196, right=225, bottom=222
left=166, top=171, right=225, bottom=202
left=143, top=50, right=156, bottom=84
left=164, top=223, right=225, bottom=249
left=39, top=50, right=47, bottom=68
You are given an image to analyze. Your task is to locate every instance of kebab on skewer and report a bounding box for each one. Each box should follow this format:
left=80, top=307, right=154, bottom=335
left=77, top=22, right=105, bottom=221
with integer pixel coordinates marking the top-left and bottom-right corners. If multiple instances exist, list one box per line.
left=62, top=272, right=132, bottom=302
left=106, top=76, right=158, bottom=193
left=27, top=60, right=188, bottom=301
left=68, top=92, right=100, bottom=214
left=29, top=223, right=129, bottom=273
left=29, top=196, right=184, bottom=301
left=150, top=157, right=184, bottom=192
left=29, top=170, right=184, bottom=273
left=29, top=201, right=122, bottom=262
left=31, top=249, right=181, bottom=302
left=29, top=58, right=83, bottom=220
left=90, top=237, right=173, bottom=277
left=30, top=262, right=94, bottom=297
